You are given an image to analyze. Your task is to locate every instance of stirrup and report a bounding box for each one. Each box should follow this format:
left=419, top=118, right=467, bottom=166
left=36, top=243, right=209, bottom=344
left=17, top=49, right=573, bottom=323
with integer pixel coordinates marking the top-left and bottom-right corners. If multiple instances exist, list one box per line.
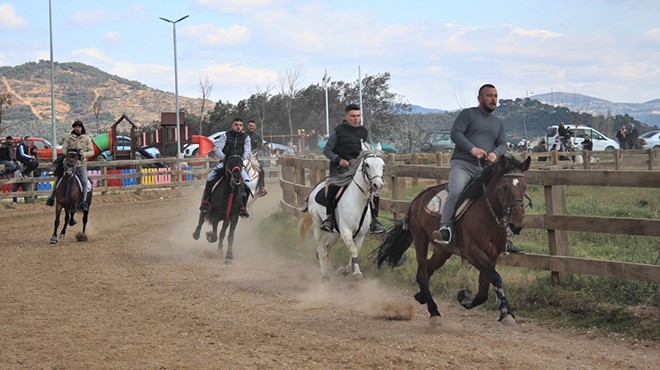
left=320, top=217, right=335, bottom=232
left=239, top=207, right=250, bottom=218
left=78, top=202, right=89, bottom=211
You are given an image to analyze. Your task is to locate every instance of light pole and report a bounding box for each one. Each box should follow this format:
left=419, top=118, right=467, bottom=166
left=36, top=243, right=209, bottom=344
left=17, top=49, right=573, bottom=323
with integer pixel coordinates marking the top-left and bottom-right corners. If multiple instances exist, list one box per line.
left=159, top=15, right=189, bottom=159
left=49, top=0, right=56, bottom=161
left=322, top=70, right=330, bottom=137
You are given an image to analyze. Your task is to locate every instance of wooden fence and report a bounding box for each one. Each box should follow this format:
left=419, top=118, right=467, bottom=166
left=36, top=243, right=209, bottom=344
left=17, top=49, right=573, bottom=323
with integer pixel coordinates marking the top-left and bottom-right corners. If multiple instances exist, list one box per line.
left=277, top=151, right=660, bottom=284
left=0, top=156, right=281, bottom=201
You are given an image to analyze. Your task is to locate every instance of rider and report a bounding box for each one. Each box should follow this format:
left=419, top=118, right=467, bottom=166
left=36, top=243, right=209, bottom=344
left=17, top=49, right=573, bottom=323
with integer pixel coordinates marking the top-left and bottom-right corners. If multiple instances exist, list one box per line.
left=432, top=84, right=524, bottom=254
left=0, top=136, right=20, bottom=178
left=16, top=136, right=39, bottom=177
left=199, top=118, right=252, bottom=218
left=246, top=120, right=267, bottom=196
left=46, top=120, right=94, bottom=210
left=320, top=103, right=385, bottom=234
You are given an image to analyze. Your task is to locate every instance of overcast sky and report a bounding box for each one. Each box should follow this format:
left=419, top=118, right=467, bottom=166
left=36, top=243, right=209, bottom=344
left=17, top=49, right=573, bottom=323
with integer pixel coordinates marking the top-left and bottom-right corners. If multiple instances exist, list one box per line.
left=1, top=0, right=659, bottom=110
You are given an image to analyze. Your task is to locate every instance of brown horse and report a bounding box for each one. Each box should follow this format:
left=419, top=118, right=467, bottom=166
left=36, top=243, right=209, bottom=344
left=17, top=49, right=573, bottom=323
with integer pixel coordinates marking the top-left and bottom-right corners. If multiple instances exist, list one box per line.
left=374, top=155, right=531, bottom=324
left=50, top=150, right=92, bottom=244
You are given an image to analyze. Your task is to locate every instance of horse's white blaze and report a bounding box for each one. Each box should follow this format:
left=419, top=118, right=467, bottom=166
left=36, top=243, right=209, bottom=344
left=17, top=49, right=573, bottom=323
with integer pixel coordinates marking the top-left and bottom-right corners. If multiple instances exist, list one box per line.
left=512, top=178, right=519, bottom=187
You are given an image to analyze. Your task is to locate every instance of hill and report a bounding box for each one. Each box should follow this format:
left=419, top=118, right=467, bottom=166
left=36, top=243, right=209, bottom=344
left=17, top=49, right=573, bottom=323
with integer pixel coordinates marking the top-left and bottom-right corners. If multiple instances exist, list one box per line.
left=531, top=92, right=660, bottom=127
left=0, top=61, right=203, bottom=138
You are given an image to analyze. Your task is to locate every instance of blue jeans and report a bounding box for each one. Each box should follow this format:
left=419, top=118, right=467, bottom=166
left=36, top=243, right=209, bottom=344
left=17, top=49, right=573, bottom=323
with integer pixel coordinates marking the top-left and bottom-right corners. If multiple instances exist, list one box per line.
left=77, top=165, right=88, bottom=204
left=1, top=160, right=18, bottom=175
left=440, top=159, right=482, bottom=227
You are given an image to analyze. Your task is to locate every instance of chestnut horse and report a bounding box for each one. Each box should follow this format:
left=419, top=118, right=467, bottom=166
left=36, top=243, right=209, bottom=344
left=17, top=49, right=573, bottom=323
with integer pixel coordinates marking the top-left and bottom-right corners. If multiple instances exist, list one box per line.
left=374, top=155, right=531, bottom=324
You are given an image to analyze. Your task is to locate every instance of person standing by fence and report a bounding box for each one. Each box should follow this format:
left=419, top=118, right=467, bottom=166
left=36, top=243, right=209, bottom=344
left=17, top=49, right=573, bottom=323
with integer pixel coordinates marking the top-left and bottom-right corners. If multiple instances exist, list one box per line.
left=247, top=120, right=267, bottom=196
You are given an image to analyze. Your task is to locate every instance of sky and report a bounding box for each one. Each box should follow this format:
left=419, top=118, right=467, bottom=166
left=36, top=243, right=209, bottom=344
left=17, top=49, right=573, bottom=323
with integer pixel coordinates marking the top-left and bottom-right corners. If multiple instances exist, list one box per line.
left=1, top=0, right=660, bottom=111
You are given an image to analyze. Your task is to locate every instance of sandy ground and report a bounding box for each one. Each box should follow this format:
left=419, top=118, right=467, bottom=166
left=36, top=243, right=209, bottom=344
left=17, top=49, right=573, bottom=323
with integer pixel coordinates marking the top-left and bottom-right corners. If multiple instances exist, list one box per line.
left=0, top=186, right=657, bottom=370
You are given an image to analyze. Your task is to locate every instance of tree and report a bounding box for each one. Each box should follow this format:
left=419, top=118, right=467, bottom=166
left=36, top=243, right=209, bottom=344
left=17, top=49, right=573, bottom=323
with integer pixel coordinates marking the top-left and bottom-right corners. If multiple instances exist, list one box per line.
left=278, top=65, right=302, bottom=136
left=198, top=76, right=214, bottom=136
left=250, top=82, right=274, bottom=142
left=0, top=92, right=13, bottom=132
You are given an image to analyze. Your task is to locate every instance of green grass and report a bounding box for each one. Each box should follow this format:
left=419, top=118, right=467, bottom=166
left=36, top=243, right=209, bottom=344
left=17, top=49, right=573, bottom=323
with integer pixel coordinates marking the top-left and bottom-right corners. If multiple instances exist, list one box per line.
left=260, top=185, right=660, bottom=341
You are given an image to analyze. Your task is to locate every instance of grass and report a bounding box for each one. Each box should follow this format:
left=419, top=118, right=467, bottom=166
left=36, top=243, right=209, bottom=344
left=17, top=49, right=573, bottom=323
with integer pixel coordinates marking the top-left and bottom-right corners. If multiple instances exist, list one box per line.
left=260, top=185, right=660, bottom=341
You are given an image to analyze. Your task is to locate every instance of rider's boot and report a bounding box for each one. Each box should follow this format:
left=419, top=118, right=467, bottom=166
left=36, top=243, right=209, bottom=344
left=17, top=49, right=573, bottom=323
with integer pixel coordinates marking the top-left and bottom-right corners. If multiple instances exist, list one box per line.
left=78, top=178, right=89, bottom=211
left=45, top=179, right=58, bottom=206
left=320, top=185, right=338, bottom=232
left=369, top=196, right=385, bottom=234
left=199, top=180, right=214, bottom=213
left=239, top=184, right=250, bottom=218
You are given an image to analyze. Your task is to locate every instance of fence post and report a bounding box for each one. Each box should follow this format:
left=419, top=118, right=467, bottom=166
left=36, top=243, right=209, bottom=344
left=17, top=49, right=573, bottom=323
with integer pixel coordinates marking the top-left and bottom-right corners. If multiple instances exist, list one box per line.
left=281, top=158, right=295, bottom=208
left=544, top=183, right=571, bottom=284
left=294, top=158, right=306, bottom=207
left=390, top=171, right=407, bottom=222
left=411, top=153, right=419, bottom=187
left=614, top=149, right=621, bottom=170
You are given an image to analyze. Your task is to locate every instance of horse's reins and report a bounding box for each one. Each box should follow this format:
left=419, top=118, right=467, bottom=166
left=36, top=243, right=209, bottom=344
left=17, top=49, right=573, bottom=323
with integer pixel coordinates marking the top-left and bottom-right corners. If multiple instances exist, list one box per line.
left=345, top=155, right=384, bottom=238
left=479, top=160, right=531, bottom=227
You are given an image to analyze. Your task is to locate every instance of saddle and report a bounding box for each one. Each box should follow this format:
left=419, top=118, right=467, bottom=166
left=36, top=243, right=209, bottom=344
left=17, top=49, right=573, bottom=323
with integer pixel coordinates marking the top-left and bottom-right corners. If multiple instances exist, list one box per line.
left=314, top=183, right=346, bottom=207
left=53, top=174, right=93, bottom=195
left=424, top=175, right=485, bottom=221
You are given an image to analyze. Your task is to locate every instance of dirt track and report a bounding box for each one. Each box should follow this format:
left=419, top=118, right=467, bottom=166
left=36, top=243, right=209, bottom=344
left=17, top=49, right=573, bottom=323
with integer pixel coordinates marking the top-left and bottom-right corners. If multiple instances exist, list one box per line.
left=0, top=186, right=657, bottom=369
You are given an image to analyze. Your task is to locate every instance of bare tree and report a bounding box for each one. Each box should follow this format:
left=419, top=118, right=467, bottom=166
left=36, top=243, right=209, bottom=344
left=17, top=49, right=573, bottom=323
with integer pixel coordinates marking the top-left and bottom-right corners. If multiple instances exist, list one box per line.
left=278, top=65, right=302, bottom=136
left=0, top=92, right=13, bottom=132
left=92, top=97, right=102, bottom=135
left=198, top=76, right=214, bottom=135
left=252, top=82, right=274, bottom=141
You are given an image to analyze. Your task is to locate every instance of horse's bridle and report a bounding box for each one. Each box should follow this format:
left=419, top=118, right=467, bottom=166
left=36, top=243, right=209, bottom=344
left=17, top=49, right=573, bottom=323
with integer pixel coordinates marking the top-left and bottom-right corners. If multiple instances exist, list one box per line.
left=354, top=155, right=384, bottom=198
left=63, top=154, right=81, bottom=176
left=484, top=171, right=532, bottom=227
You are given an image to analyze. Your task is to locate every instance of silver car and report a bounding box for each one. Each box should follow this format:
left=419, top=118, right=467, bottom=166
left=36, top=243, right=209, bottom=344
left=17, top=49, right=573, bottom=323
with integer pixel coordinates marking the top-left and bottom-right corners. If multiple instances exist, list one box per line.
left=638, top=130, right=660, bottom=149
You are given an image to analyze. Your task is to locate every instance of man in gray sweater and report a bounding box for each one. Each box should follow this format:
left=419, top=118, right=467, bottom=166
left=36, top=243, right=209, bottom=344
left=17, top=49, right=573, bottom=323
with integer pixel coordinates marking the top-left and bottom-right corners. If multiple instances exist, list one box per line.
left=432, top=84, right=523, bottom=253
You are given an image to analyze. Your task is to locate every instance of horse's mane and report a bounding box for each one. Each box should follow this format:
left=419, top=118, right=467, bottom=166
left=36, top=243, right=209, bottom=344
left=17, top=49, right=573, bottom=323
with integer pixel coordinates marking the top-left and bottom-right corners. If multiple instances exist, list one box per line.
left=462, top=155, right=523, bottom=199
left=327, top=148, right=384, bottom=187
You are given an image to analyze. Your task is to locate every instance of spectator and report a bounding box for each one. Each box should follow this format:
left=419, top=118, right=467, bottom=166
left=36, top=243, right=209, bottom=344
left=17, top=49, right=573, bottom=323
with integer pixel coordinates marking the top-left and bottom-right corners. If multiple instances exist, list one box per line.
left=628, top=123, right=639, bottom=149
left=285, top=142, right=296, bottom=155
left=0, top=136, right=20, bottom=178
left=581, top=135, right=593, bottom=151
left=246, top=120, right=267, bottom=196
left=616, top=125, right=628, bottom=149
left=16, top=136, right=39, bottom=177
left=533, top=139, right=547, bottom=161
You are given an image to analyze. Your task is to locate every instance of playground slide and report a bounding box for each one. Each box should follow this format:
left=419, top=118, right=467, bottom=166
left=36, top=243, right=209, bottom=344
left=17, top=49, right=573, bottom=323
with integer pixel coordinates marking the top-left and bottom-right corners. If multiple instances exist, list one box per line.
left=193, top=135, right=215, bottom=157
left=88, top=133, right=110, bottom=161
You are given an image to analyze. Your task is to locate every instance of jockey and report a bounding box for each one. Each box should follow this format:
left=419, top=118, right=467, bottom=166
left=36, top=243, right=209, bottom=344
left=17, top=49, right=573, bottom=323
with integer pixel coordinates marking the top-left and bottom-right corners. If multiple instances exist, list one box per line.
left=199, top=118, right=251, bottom=218
left=46, top=120, right=94, bottom=210
left=320, top=103, right=385, bottom=234
left=431, top=84, right=524, bottom=254
left=246, top=120, right=267, bottom=196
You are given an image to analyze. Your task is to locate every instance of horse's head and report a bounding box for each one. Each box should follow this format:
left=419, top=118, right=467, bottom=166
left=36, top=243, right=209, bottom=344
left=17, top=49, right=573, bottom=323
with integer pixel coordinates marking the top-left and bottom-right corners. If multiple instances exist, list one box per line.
left=359, top=149, right=385, bottom=196
left=224, top=154, right=244, bottom=187
left=487, top=155, right=532, bottom=235
left=63, top=150, right=82, bottom=176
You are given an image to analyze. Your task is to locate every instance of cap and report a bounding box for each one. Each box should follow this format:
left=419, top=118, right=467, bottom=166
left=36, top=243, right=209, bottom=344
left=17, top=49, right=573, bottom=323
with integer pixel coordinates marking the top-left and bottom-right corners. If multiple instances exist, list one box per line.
left=72, top=120, right=85, bottom=128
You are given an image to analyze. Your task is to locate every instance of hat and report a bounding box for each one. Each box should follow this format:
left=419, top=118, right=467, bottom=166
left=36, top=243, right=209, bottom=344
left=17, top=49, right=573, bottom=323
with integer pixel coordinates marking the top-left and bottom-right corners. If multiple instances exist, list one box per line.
left=72, top=120, right=85, bottom=129
left=5, top=136, right=13, bottom=140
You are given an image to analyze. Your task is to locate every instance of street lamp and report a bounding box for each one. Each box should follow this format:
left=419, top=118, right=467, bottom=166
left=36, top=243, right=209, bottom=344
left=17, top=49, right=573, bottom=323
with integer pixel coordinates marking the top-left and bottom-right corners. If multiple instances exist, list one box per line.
left=159, top=14, right=189, bottom=159
left=322, top=70, right=330, bottom=137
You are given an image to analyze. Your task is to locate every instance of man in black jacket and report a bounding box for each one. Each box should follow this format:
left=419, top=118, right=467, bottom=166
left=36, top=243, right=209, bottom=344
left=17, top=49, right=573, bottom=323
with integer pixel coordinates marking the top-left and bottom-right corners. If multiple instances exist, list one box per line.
left=0, top=136, right=19, bottom=178
left=320, top=104, right=384, bottom=234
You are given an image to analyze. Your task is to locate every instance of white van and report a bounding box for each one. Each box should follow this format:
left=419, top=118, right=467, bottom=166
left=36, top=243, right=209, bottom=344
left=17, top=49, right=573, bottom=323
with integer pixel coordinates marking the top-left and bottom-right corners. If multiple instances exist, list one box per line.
left=546, top=124, right=619, bottom=151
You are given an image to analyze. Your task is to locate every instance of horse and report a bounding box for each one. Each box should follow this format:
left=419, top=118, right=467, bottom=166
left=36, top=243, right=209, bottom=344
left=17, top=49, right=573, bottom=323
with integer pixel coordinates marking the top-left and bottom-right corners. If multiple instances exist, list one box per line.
left=298, top=145, right=385, bottom=280
left=244, top=155, right=264, bottom=207
left=374, top=155, right=531, bottom=324
left=192, top=154, right=245, bottom=264
left=50, top=150, right=93, bottom=244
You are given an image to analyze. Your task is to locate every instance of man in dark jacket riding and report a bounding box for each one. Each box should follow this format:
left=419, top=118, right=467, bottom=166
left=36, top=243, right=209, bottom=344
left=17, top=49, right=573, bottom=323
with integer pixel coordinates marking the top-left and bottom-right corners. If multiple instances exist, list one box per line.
left=199, top=118, right=251, bottom=218
left=320, top=104, right=385, bottom=234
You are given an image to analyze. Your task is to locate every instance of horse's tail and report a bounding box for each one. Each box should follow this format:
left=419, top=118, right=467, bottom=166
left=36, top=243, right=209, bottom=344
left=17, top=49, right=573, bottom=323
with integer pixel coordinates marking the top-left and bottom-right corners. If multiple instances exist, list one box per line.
left=373, top=218, right=413, bottom=269
left=298, top=211, right=313, bottom=240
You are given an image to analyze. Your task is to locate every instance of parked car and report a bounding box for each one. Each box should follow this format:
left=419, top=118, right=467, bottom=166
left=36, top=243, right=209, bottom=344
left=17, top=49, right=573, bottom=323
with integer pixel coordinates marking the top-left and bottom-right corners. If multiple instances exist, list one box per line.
left=546, top=124, right=619, bottom=151
left=96, top=136, right=160, bottom=160
left=638, top=130, right=660, bottom=149
left=420, top=131, right=454, bottom=152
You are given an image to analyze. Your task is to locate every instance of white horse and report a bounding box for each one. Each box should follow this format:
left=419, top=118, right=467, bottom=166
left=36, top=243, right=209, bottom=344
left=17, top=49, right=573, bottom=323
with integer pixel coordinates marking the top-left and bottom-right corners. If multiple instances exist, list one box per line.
left=298, top=144, right=385, bottom=280
left=244, top=156, right=264, bottom=207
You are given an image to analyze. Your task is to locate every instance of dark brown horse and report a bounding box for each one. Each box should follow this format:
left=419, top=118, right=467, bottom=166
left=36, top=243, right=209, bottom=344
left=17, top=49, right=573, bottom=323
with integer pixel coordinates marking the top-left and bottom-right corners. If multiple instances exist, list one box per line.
left=50, top=150, right=92, bottom=244
left=192, top=154, right=245, bottom=264
left=374, top=155, right=531, bottom=324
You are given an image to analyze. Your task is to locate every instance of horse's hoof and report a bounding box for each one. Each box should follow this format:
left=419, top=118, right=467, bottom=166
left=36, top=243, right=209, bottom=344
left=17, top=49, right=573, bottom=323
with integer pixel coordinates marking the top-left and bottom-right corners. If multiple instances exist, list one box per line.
left=69, top=219, right=77, bottom=226
left=500, top=314, right=516, bottom=325
left=352, top=272, right=363, bottom=280
left=224, top=259, right=233, bottom=265
left=75, top=232, right=87, bottom=242
left=321, top=275, right=331, bottom=283
left=429, top=315, right=443, bottom=326
left=336, top=266, right=349, bottom=276
left=457, top=289, right=473, bottom=308
left=192, top=231, right=200, bottom=240
left=59, top=234, right=66, bottom=241
left=50, top=237, right=58, bottom=245
left=414, top=292, right=427, bottom=305
left=205, top=231, right=217, bottom=243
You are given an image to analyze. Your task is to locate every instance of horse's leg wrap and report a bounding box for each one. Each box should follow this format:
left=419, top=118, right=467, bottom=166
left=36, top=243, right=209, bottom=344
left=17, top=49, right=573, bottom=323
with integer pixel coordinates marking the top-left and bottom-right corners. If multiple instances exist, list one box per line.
left=494, top=286, right=515, bottom=321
